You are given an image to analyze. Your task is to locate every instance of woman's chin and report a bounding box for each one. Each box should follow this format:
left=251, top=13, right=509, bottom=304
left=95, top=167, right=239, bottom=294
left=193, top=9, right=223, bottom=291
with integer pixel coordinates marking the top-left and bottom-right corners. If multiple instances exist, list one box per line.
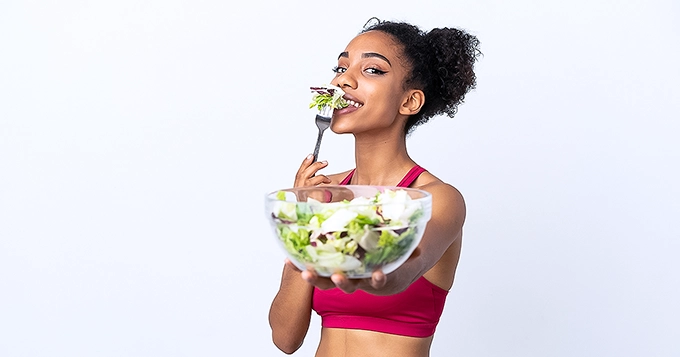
left=329, top=123, right=353, bottom=134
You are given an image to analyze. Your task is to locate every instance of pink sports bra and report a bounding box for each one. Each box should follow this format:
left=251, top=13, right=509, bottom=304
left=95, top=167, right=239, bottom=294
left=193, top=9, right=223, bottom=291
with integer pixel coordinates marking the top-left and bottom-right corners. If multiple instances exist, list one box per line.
left=312, top=165, right=449, bottom=338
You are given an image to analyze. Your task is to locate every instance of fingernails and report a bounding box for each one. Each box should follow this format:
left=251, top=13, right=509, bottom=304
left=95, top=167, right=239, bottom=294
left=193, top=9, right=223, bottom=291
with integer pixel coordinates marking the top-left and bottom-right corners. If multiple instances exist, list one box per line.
left=320, top=160, right=327, bottom=165
left=306, top=154, right=313, bottom=160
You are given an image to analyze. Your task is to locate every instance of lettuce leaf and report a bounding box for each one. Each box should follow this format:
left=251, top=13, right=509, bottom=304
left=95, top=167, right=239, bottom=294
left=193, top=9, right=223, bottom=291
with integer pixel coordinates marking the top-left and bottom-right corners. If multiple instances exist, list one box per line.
left=309, top=85, right=349, bottom=110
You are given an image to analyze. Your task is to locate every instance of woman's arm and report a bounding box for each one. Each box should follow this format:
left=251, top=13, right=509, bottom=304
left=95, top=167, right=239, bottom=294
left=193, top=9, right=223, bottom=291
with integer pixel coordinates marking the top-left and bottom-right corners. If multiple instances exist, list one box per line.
left=269, top=260, right=314, bottom=354
left=301, top=181, right=466, bottom=295
left=268, top=155, right=334, bottom=353
left=377, top=182, right=466, bottom=293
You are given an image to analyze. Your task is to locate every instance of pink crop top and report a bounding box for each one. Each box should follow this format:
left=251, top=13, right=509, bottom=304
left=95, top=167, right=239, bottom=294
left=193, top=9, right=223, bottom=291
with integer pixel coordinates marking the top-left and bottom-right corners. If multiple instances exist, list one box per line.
left=312, top=165, right=449, bottom=338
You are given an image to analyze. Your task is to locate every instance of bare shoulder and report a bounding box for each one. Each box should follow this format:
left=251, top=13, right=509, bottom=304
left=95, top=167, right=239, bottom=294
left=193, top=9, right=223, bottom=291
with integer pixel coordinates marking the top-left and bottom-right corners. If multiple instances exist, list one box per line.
left=414, top=172, right=466, bottom=225
left=414, top=171, right=464, bottom=202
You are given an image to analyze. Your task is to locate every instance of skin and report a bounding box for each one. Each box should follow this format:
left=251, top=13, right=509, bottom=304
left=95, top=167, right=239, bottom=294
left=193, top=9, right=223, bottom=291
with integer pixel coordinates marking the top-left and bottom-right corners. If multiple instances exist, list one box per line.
left=268, top=31, right=466, bottom=356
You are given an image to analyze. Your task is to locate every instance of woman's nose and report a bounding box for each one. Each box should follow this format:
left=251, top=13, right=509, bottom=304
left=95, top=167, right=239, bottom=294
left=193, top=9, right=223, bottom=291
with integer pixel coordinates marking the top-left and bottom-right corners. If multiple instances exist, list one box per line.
left=331, top=69, right=357, bottom=90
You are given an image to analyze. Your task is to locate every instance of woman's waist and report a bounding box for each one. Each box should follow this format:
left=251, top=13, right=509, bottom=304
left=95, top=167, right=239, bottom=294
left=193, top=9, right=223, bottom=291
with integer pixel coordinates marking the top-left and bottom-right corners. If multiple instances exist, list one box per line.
left=316, top=327, right=433, bottom=357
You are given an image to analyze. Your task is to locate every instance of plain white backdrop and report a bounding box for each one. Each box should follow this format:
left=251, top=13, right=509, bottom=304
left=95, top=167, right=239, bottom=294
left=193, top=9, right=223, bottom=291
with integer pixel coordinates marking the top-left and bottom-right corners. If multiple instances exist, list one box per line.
left=1, top=1, right=679, bottom=356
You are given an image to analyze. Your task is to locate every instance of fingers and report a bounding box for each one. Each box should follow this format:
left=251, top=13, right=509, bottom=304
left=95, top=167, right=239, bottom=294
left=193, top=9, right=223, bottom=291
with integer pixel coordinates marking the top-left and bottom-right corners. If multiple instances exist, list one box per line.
left=330, top=273, right=360, bottom=294
left=369, top=269, right=387, bottom=290
left=299, top=269, right=360, bottom=293
left=294, top=154, right=332, bottom=187
left=300, top=268, right=337, bottom=290
left=297, top=267, right=386, bottom=294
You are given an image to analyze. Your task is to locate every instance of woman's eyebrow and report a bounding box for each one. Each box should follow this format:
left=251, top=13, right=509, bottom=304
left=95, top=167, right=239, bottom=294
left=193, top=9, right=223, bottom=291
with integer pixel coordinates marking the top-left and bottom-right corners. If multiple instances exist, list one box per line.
left=337, top=51, right=392, bottom=67
left=362, top=52, right=391, bottom=66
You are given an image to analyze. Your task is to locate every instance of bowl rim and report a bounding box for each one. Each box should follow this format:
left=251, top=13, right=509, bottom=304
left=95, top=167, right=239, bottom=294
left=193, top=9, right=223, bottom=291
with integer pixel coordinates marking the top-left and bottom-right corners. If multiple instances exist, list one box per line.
left=265, top=184, right=432, bottom=204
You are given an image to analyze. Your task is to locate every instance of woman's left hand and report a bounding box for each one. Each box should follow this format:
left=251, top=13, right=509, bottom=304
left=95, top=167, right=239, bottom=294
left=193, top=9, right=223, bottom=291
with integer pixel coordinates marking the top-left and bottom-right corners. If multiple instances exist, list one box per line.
left=300, top=267, right=387, bottom=294
left=288, top=246, right=422, bottom=295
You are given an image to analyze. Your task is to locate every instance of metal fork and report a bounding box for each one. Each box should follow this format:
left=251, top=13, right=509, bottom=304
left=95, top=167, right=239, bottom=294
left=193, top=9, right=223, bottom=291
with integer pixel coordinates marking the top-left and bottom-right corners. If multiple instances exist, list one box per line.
left=312, top=105, right=333, bottom=162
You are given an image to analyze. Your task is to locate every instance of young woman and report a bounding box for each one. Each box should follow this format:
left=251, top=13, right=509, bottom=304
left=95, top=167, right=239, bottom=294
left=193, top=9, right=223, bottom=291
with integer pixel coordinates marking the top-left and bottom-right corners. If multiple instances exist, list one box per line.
left=269, top=18, right=481, bottom=356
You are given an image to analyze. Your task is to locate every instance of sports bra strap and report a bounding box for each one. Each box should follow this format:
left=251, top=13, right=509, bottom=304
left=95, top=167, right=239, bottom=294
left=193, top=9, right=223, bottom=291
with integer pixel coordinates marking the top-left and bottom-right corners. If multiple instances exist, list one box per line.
left=338, top=165, right=426, bottom=188
left=396, top=165, right=426, bottom=188
left=339, top=169, right=355, bottom=185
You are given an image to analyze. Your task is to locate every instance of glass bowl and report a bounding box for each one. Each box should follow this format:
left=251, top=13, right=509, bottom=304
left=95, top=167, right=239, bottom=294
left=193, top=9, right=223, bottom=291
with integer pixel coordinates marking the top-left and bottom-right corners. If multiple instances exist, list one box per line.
left=264, top=185, right=432, bottom=278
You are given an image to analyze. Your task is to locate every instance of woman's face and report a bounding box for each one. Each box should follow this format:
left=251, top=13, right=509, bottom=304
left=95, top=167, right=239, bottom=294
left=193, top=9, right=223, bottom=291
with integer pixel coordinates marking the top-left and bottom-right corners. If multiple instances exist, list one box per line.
left=329, top=30, right=411, bottom=135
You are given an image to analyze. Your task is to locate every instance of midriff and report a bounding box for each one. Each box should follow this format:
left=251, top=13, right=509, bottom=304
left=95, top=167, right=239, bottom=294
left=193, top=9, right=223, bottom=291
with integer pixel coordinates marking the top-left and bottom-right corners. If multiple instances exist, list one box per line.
left=315, top=328, right=434, bottom=357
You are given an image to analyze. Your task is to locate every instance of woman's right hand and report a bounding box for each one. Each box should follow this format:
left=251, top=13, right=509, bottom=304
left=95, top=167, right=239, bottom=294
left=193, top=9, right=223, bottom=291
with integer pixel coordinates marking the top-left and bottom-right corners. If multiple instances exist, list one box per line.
left=294, top=154, right=332, bottom=187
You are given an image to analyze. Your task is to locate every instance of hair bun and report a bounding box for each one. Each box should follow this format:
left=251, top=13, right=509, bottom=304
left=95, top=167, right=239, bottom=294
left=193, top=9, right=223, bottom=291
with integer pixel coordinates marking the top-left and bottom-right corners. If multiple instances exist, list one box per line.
left=424, top=27, right=481, bottom=118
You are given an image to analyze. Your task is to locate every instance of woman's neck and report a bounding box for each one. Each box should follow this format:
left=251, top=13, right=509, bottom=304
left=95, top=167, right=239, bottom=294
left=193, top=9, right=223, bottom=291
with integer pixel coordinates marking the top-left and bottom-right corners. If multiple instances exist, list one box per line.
left=350, top=130, right=415, bottom=186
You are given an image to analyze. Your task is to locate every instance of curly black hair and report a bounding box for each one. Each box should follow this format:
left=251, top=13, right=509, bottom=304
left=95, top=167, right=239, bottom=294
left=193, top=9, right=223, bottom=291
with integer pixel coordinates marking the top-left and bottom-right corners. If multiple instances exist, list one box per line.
left=361, top=18, right=482, bottom=134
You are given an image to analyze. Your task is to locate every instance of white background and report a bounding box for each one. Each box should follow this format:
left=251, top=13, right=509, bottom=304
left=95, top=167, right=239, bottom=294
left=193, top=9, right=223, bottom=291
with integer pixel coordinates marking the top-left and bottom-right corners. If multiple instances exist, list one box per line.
left=1, top=1, right=679, bottom=356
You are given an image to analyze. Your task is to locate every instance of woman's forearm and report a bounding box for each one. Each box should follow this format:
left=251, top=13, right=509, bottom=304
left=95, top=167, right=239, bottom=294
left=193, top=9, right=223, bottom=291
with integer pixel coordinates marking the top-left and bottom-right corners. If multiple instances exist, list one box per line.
left=269, top=264, right=314, bottom=354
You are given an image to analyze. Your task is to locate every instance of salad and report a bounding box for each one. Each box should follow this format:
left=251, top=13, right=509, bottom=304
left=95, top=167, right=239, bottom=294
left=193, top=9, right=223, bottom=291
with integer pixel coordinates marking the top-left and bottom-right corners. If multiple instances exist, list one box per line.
left=270, top=189, right=425, bottom=276
left=309, top=84, right=349, bottom=111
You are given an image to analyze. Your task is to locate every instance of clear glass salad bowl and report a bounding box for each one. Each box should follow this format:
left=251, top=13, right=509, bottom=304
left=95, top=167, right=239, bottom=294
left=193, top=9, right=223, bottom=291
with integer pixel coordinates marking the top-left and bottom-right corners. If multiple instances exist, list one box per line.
left=264, top=185, right=432, bottom=279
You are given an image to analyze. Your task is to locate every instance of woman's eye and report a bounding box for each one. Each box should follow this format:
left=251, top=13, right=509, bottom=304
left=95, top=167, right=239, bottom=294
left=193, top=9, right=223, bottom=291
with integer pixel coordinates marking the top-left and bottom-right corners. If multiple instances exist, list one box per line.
left=332, top=66, right=347, bottom=74
left=365, top=67, right=386, bottom=75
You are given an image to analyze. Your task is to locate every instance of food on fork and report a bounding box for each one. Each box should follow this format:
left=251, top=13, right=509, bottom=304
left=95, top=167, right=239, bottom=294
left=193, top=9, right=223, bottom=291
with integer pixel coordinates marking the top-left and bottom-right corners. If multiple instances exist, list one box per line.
left=309, top=85, right=349, bottom=111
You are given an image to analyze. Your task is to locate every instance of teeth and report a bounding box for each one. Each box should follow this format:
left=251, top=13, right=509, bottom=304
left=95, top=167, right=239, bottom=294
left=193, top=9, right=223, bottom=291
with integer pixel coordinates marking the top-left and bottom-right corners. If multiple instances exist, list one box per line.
left=345, top=99, right=363, bottom=108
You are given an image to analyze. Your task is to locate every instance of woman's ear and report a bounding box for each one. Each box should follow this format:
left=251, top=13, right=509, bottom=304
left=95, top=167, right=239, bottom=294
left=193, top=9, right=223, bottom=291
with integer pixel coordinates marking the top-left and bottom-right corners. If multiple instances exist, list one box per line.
left=399, top=90, right=425, bottom=116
